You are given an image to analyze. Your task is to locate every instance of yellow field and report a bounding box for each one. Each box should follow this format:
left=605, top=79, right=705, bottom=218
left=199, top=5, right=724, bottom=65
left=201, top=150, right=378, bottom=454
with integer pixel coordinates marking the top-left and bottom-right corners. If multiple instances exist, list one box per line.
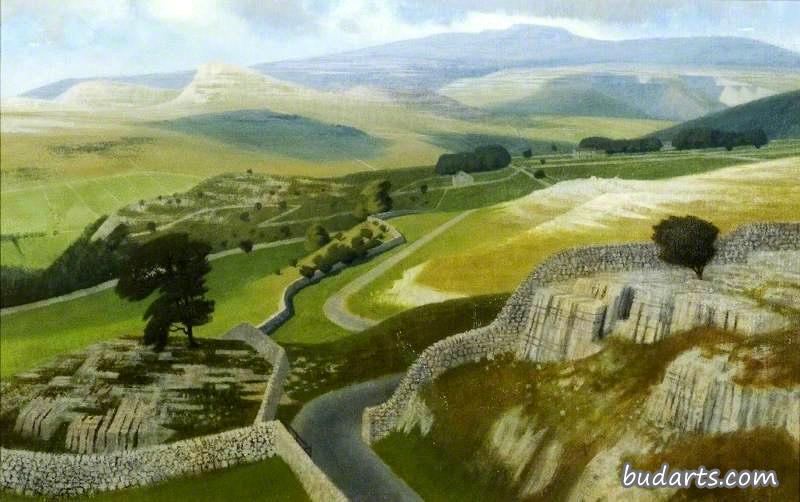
left=348, top=157, right=800, bottom=316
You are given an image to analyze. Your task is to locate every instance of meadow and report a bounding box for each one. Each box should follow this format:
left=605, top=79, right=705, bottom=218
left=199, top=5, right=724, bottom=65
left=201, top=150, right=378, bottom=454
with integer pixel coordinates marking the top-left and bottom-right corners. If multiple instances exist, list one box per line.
left=0, top=241, right=303, bottom=377
left=347, top=151, right=800, bottom=319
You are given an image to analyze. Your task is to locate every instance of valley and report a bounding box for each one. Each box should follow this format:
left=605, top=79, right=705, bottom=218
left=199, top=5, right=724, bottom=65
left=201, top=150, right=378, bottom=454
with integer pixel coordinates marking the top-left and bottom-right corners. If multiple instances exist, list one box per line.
left=2, top=15, right=799, bottom=502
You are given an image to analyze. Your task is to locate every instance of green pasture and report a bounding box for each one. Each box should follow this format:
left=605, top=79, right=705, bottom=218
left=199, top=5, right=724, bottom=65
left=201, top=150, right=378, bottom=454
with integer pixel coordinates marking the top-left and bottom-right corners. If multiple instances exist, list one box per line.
left=2, top=457, right=309, bottom=502
left=1, top=172, right=199, bottom=267
left=0, top=242, right=304, bottom=378
left=278, top=294, right=507, bottom=420
left=273, top=212, right=454, bottom=345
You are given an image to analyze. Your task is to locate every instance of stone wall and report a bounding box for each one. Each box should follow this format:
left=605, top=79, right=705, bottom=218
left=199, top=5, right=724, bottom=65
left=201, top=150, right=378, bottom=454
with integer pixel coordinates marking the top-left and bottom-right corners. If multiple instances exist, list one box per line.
left=1, top=423, right=279, bottom=498
left=273, top=422, right=348, bottom=502
left=362, top=221, right=800, bottom=443
left=362, top=326, right=515, bottom=443
left=259, top=219, right=405, bottom=335
left=223, top=323, right=289, bottom=423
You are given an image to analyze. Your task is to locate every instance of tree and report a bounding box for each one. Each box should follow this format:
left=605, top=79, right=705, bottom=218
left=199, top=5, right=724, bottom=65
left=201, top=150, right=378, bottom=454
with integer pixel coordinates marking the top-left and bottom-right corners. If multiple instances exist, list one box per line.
left=420, top=183, right=428, bottom=195
left=533, top=169, right=546, bottom=179
left=353, top=179, right=392, bottom=220
left=239, top=239, right=254, bottom=253
left=146, top=221, right=157, bottom=233
left=652, top=216, right=719, bottom=279
left=540, top=158, right=546, bottom=165
left=551, top=143, right=558, bottom=152
left=305, top=223, right=330, bottom=252
left=523, top=148, right=533, bottom=158
left=116, top=233, right=214, bottom=351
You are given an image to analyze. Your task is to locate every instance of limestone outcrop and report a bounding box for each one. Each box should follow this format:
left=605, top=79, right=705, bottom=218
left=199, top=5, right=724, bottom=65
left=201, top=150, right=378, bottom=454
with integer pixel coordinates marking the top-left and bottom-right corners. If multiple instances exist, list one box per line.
left=644, top=348, right=800, bottom=441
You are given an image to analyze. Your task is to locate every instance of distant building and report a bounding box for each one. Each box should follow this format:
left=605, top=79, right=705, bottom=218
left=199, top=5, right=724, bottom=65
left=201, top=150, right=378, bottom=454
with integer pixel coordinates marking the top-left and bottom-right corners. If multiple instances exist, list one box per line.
left=662, top=140, right=675, bottom=151
left=573, top=147, right=601, bottom=159
left=452, top=171, right=474, bottom=187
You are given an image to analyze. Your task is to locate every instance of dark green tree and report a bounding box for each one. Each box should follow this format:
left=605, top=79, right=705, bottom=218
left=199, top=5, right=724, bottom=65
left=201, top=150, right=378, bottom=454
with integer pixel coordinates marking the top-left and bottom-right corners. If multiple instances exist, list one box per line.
left=353, top=179, right=392, bottom=220
left=652, top=216, right=719, bottom=279
left=305, top=223, right=331, bottom=252
left=116, top=233, right=214, bottom=350
left=523, top=148, right=533, bottom=158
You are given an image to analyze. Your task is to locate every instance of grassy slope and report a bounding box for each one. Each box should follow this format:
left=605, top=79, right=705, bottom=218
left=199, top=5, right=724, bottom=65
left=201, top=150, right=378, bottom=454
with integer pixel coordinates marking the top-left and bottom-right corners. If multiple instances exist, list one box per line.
left=0, top=242, right=304, bottom=378
left=653, top=89, right=800, bottom=140
left=376, top=329, right=800, bottom=501
left=349, top=149, right=800, bottom=319
left=151, top=109, right=387, bottom=161
left=278, top=294, right=507, bottom=420
left=272, top=212, right=453, bottom=345
left=2, top=457, right=309, bottom=502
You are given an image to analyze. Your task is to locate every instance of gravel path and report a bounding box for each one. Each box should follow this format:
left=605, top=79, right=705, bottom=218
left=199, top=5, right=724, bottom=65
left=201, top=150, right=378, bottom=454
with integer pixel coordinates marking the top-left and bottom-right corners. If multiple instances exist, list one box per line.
left=323, top=210, right=475, bottom=331
left=291, top=374, right=422, bottom=502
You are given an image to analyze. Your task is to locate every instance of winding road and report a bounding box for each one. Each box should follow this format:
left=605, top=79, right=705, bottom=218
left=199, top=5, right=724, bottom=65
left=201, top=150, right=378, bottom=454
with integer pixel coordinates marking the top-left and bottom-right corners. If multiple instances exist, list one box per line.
left=291, top=374, right=422, bottom=502
left=323, top=209, right=476, bottom=331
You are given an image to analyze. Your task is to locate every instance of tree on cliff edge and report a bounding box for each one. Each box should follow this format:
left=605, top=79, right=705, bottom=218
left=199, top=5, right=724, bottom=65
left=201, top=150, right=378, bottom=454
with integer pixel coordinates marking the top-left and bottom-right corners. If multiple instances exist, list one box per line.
left=116, top=233, right=214, bottom=351
left=652, top=215, right=719, bottom=279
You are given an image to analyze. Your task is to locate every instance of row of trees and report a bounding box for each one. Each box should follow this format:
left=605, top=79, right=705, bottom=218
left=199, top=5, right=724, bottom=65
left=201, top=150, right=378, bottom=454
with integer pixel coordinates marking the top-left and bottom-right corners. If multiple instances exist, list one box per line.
left=578, top=136, right=663, bottom=154
left=1, top=217, right=132, bottom=308
left=435, top=145, right=511, bottom=175
left=673, top=127, right=768, bottom=151
left=299, top=226, right=382, bottom=278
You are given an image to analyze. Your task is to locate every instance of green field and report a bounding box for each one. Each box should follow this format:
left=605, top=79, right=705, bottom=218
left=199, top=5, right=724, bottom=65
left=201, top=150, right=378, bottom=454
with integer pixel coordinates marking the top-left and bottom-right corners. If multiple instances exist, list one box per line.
left=2, top=457, right=309, bottom=502
left=273, top=212, right=454, bottom=345
left=0, top=242, right=304, bottom=377
left=1, top=171, right=200, bottom=268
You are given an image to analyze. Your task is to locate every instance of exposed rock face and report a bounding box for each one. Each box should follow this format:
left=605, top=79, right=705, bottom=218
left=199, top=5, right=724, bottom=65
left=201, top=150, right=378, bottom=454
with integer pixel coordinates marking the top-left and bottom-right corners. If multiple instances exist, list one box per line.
left=514, top=267, right=792, bottom=361
left=363, top=222, right=800, bottom=444
left=483, top=406, right=564, bottom=498
left=644, top=349, right=800, bottom=441
left=516, top=286, right=606, bottom=361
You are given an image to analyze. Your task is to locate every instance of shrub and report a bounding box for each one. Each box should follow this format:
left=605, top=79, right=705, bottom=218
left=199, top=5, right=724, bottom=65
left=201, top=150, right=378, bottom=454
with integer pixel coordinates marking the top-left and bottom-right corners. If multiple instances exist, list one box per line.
left=299, top=265, right=316, bottom=278
left=305, top=224, right=330, bottom=252
left=255, top=202, right=263, bottom=210
left=239, top=240, right=254, bottom=253
left=652, top=215, right=719, bottom=279
left=360, top=227, right=374, bottom=239
left=246, top=168, right=253, bottom=174
left=289, top=258, right=298, bottom=267
left=522, top=148, right=532, bottom=158
left=540, top=158, right=546, bottom=165
left=420, top=183, right=428, bottom=194
left=146, top=221, right=157, bottom=233
left=533, top=169, right=546, bottom=179
left=279, top=225, right=291, bottom=237
left=239, top=212, right=250, bottom=222
left=353, top=179, right=392, bottom=220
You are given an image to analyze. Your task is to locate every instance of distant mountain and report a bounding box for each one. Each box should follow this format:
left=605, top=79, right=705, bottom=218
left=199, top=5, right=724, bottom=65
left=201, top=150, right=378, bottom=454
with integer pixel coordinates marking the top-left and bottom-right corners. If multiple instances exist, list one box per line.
left=22, top=70, right=195, bottom=100
left=22, top=25, right=800, bottom=98
left=56, top=80, right=178, bottom=107
left=652, top=90, right=800, bottom=140
left=256, top=25, right=800, bottom=90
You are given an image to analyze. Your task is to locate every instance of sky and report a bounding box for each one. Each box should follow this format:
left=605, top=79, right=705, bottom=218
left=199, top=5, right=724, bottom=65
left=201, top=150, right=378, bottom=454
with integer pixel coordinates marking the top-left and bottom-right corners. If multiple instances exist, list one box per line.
left=2, top=0, right=799, bottom=96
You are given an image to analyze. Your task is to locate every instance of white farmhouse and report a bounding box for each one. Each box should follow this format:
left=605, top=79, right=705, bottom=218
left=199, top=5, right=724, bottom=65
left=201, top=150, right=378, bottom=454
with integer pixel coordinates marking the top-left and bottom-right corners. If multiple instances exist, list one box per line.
left=452, top=171, right=475, bottom=187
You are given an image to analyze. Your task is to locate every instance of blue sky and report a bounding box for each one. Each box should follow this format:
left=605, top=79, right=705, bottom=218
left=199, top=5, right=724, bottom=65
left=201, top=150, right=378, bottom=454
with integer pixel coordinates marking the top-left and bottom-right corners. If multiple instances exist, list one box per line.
left=2, top=0, right=799, bottom=96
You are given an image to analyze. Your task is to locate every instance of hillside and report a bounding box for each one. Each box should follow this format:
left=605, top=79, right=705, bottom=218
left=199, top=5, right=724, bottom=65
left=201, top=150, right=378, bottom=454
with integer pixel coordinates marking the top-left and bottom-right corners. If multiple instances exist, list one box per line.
left=653, top=90, right=800, bottom=140
left=55, top=80, right=179, bottom=107
left=22, top=25, right=800, bottom=98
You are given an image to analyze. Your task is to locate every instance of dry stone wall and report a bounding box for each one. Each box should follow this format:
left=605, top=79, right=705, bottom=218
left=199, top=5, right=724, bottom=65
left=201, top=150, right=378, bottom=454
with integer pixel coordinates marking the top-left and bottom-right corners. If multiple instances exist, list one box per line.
left=363, top=222, right=800, bottom=443
left=223, top=323, right=289, bottom=423
left=259, top=218, right=405, bottom=335
left=1, top=423, right=279, bottom=498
